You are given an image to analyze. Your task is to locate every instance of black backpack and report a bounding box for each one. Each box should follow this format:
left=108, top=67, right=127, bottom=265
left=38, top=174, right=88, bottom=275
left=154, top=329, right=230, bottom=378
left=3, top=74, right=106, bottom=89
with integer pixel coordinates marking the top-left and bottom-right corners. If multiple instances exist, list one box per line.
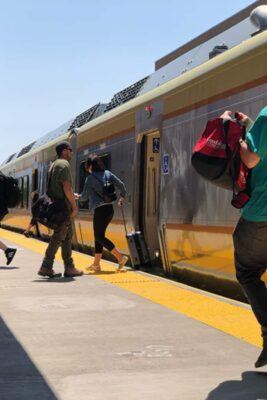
left=0, top=172, right=22, bottom=208
left=91, top=171, right=117, bottom=203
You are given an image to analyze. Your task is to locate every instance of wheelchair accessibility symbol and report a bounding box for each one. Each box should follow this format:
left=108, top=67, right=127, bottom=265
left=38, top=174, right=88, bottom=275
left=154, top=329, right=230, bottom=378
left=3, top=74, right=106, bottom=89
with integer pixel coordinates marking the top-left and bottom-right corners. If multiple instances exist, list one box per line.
left=162, top=154, right=169, bottom=175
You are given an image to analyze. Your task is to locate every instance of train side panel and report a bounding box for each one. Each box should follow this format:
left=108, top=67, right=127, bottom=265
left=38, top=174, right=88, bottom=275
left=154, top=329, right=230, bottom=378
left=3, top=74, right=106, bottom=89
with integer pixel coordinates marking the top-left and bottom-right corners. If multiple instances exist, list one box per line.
left=159, top=83, right=267, bottom=282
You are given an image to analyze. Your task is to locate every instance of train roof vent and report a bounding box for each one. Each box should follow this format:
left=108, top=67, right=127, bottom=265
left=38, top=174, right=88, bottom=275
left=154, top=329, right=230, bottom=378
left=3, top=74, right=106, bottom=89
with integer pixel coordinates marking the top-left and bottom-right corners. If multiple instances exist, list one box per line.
left=4, top=153, right=16, bottom=164
left=68, top=103, right=100, bottom=130
left=209, top=44, right=229, bottom=59
left=250, top=5, right=267, bottom=36
left=105, top=76, right=149, bottom=112
left=31, top=119, right=72, bottom=151
left=16, top=141, right=36, bottom=158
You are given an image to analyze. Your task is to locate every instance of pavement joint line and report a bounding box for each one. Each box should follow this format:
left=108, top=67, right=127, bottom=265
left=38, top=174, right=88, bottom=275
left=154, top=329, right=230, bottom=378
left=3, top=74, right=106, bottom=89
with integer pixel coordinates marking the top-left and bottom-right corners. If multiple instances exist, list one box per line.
left=0, top=228, right=261, bottom=348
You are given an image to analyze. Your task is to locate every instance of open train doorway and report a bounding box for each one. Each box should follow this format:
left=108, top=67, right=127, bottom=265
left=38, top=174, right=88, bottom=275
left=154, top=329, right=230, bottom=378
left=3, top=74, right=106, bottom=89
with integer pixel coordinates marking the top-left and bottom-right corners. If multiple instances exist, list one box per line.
left=142, top=131, right=161, bottom=264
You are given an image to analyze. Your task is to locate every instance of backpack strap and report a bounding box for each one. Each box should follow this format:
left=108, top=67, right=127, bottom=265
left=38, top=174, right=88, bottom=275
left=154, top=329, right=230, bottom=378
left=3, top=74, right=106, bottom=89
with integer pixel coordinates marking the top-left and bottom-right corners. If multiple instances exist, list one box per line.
left=92, top=171, right=110, bottom=184
left=222, top=119, right=232, bottom=161
left=46, top=166, right=52, bottom=192
left=224, top=121, right=251, bottom=205
left=46, top=162, right=56, bottom=197
left=91, top=173, right=105, bottom=201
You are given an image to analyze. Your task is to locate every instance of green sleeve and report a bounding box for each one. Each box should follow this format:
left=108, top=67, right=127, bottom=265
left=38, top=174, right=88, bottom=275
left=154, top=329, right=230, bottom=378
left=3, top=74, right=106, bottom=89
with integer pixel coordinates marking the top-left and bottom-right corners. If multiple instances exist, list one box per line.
left=246, top=116, right=267, bottom=160
left=59, top=166, right=71, bottom=183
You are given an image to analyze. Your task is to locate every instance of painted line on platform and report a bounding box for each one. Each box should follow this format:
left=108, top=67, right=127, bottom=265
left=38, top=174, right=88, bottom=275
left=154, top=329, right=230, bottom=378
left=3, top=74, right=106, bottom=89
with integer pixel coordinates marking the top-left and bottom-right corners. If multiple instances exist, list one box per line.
left=0, top=228, right=261, bottom=347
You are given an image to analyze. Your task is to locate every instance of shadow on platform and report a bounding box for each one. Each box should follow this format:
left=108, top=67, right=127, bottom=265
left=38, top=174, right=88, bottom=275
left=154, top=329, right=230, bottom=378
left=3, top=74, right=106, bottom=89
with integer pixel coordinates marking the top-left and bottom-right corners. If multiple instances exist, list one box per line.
left=207, top=371, right=267, bottom=400
left=33, top=276, right=78, bottom=282
left=0, top=316, right=58, bottom=399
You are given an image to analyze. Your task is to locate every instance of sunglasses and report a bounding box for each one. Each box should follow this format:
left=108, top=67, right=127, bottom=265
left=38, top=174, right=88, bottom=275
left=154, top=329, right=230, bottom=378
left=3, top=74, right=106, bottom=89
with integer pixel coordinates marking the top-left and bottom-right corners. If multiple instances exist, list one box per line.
left=66, top=148, right=73, bottom=152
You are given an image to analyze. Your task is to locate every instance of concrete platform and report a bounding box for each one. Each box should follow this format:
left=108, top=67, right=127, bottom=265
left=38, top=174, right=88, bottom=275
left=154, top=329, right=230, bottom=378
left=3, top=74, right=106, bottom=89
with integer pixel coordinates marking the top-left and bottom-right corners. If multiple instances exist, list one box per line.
left=0, top=230, right=267, bottom=400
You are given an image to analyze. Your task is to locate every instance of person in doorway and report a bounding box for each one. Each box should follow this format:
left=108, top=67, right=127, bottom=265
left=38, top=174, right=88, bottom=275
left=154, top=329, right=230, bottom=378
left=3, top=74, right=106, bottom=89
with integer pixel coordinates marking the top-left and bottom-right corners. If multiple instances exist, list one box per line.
left=38, top=141, right=83, bottom=278
left=231, top=106, right=267, bottom=368
left=76, top=154, right=128, bottom=272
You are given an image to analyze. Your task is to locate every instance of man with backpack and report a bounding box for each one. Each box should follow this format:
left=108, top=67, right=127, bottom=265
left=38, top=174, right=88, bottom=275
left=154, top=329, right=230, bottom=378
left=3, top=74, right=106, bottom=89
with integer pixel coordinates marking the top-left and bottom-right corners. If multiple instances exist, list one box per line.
left=38, top=141, right=83, bottom=278
left=232, top=106, right=267, bottom=368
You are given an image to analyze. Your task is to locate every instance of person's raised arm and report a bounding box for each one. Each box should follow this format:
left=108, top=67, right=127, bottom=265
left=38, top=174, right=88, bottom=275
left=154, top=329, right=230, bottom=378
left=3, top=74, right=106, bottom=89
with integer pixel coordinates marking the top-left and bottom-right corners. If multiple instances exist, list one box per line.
left=236, top=111, right=259, bottom=169
left=239, top=139, right=260, bottom=169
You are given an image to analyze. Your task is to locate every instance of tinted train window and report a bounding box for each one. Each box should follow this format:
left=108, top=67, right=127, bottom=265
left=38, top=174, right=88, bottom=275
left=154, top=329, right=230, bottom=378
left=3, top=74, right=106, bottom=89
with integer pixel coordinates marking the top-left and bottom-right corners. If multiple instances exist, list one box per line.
left=23, top=175, right=29, bottom=208
left=79, top=161, right=88, bottom=193
left=32, top=169, right=38, bottom=192
left=79, top=161, right=89, bottom=210
left=17, top=178, right=23, bottom=208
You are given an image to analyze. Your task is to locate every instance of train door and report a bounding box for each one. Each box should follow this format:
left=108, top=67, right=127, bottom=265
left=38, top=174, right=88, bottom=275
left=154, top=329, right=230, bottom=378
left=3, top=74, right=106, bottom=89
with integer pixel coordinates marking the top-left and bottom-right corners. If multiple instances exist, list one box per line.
left=142, top=131, right=161, bottom=261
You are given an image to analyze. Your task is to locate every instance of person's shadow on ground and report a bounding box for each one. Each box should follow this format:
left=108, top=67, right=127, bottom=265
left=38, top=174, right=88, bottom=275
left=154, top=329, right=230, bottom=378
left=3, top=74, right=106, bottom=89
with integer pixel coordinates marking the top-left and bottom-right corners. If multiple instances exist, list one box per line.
left=206, top=371, right=267, bottom=400
left=0, top=266, right=19, bottom=270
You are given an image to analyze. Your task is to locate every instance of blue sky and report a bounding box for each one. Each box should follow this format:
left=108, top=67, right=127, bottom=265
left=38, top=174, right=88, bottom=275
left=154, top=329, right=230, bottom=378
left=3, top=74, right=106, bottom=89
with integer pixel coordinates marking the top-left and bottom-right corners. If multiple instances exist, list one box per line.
left=0, top=0, right=255, bottom=163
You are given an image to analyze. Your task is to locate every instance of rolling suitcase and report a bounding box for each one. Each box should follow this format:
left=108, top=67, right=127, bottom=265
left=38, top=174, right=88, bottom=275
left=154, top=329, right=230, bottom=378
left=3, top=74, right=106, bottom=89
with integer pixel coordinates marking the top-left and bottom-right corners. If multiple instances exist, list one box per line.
left=121, top=207, right=150, bottom=268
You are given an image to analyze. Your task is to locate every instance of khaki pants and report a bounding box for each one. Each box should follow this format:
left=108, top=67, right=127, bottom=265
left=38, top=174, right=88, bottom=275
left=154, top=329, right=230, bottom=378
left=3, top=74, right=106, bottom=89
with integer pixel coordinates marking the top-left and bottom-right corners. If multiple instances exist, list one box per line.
left=41, top=218, right=74, bottom=271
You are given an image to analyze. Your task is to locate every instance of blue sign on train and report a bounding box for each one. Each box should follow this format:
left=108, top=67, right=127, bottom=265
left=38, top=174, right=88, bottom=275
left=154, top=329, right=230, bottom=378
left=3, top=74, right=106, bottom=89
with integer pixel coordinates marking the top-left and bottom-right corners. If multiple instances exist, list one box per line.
left=162, top=154, right=169, bottom=175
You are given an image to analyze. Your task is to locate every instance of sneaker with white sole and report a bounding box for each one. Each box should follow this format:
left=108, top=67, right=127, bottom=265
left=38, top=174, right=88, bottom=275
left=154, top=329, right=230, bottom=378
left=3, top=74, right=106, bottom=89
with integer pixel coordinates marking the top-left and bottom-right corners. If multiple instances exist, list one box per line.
left=116, top=256, right=128, bottom=272
left=86, top=265, right=101, bottom=273
left=5, top=248, right=17, bottom=266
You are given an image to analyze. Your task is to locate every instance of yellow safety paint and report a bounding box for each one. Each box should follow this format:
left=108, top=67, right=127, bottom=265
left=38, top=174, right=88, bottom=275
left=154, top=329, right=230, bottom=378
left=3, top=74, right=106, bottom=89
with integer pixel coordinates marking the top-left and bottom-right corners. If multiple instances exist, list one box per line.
left=0, top=228, right=261, bottom=348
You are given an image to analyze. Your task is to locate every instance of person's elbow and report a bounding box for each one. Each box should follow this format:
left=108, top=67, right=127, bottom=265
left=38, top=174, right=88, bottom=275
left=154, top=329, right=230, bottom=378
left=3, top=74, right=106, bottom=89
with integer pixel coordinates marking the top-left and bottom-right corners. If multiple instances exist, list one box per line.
left=241, top=152, right=261, bottom=169
left=63, top=181, right=72, bottom=194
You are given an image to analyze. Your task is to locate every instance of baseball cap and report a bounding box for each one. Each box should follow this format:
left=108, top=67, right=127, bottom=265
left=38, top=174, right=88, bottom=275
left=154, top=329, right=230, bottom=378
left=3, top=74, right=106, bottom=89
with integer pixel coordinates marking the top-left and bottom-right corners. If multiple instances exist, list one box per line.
left=55, top=141, right=72, bottom=156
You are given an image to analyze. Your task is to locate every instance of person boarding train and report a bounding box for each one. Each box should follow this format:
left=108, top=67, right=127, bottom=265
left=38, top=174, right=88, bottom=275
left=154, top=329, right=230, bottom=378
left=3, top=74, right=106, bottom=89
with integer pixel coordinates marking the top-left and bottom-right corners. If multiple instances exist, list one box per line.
left=76, top=154, right=128, bottom=272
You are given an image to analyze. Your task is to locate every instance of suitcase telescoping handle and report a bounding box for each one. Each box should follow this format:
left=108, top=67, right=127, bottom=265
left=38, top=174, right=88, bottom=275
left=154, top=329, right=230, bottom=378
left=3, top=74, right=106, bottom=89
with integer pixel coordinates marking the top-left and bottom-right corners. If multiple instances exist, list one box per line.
left=120, top=206, right=128, bottom=236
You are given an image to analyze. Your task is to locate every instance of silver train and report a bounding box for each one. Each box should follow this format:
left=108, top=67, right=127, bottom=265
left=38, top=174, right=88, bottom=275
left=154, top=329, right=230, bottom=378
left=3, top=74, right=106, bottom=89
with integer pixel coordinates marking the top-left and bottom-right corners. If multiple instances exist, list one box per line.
left=1, top=3, right=267, bottom=299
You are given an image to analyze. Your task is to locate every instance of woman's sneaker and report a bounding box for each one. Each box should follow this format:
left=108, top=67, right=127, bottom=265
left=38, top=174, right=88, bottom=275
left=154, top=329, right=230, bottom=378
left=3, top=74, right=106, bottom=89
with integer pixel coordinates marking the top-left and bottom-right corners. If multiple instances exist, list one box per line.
left=86, top=265, right=101, bottom=273
left=116, top=256, right=128, bottom=272
left=5, top=248, right=17, bottom=265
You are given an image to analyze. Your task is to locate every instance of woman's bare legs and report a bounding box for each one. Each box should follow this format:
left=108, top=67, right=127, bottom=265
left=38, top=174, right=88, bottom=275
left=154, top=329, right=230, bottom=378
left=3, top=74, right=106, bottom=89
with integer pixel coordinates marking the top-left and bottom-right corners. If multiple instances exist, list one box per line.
left=111, top=248, right=128, bottom=271
left=0, top=241, right=7, bottom=252
left=86, top=253, right=102, bottom=272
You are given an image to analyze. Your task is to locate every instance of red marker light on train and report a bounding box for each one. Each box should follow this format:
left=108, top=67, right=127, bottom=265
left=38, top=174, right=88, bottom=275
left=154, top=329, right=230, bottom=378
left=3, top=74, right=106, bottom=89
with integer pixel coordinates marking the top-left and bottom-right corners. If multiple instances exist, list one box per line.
left=145, top=106, right=153, bottom=118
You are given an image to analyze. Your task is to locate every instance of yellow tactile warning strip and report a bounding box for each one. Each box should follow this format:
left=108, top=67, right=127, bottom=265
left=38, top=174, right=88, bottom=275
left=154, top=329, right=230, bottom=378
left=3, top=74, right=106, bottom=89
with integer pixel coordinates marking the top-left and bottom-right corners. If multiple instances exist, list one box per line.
left=0, top=228, right=261, bottom=348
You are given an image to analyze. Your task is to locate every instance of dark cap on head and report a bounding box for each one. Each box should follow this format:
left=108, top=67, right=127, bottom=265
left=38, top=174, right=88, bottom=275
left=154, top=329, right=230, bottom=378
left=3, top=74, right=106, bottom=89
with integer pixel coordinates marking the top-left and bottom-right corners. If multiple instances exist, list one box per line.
left=55, top=141, right=72, bottom=156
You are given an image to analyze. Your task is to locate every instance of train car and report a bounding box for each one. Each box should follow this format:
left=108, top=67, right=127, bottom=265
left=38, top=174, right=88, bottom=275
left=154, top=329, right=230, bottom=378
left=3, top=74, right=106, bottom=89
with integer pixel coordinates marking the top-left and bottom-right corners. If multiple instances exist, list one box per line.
left=1, top=2, right=266, bottom=299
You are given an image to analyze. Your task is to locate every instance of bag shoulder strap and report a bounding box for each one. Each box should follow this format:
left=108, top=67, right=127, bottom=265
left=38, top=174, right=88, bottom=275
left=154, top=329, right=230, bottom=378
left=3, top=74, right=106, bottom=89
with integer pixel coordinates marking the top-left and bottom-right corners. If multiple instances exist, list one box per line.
left=92, top=172, right=104, bottom=184
left=46, top=162, right=56, bottom=195
left=92, top=171, right=110, bottom=184
left=91, top=174, right=105, bottom=201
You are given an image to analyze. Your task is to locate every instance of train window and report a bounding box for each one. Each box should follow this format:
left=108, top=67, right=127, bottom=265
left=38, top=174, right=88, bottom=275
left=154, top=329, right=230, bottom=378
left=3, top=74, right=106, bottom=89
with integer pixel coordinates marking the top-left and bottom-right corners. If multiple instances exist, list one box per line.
left=32, top=169, right=38, bottom=192
left=23, top=175, right=29, bottom=208
left=78, top=161, right=89, bottom=210
left=17, top=178, right=23, bottom=208
left=79, top=161, right=88, bottom=193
